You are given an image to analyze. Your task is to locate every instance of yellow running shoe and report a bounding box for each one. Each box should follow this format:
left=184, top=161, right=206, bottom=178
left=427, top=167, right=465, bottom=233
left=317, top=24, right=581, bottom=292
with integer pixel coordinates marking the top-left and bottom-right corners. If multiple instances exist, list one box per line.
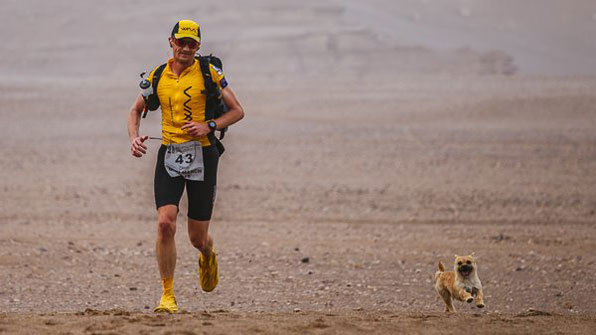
left=199, top=250, right=219, bottom=292
left=154, top=293, right=178, bottom=314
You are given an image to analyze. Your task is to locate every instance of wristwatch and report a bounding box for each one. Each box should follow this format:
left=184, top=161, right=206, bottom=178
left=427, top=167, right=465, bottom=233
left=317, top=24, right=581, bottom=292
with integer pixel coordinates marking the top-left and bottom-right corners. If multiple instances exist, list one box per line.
left=207, top=120, right=217, bottom=132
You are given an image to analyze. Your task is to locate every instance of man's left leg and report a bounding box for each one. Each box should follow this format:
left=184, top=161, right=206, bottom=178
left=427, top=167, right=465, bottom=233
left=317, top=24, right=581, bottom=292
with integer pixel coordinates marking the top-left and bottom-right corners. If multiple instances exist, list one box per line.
left=188, top=219, right=218, bottom=292
left=186, top=144, right=219, bottom=292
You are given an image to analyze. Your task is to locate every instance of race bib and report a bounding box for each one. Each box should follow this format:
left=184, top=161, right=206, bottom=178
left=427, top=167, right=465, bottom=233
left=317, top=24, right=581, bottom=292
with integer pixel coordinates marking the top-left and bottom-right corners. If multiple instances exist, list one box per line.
left=164, top=141, right=204, bottom=181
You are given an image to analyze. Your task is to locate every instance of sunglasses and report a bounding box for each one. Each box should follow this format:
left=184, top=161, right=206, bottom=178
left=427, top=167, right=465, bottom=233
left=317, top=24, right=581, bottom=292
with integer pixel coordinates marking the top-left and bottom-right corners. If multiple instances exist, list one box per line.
left=173, top=38, right=199, bottom=49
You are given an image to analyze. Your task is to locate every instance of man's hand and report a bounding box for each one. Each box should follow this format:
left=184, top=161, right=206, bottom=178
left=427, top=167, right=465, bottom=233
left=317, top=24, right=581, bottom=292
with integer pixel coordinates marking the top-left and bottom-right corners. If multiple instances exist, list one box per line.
left=181, top=121, right=211, bottom=137
left=131, top=135, right=149, bottom=157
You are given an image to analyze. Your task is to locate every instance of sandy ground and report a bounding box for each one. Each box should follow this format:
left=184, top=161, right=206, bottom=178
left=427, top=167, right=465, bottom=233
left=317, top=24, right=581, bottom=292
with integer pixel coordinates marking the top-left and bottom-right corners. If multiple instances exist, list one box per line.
left=1, top=0, right=596, bottom=334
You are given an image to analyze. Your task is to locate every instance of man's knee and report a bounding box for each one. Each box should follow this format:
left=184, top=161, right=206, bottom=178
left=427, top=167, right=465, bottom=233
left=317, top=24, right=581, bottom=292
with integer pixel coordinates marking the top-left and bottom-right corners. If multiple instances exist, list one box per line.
left=189, top=234, right=207, bottom=250
left=157, top=218, right=176, bottom=238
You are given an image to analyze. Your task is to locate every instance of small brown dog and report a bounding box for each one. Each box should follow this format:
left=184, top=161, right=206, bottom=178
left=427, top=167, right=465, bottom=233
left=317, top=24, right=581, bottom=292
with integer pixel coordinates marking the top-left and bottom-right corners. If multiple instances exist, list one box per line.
left=434, top=254, right=484, bottom=313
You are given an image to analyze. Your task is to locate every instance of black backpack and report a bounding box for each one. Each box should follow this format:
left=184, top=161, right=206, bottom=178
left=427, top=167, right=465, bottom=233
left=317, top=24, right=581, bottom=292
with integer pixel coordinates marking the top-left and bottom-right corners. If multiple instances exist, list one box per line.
left=143, top=54, right=229, bottom=144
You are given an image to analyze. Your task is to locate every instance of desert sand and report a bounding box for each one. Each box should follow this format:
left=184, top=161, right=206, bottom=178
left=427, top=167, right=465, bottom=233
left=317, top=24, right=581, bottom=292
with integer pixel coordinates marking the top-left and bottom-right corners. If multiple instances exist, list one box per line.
left=1, top=0, right=596, bottom=334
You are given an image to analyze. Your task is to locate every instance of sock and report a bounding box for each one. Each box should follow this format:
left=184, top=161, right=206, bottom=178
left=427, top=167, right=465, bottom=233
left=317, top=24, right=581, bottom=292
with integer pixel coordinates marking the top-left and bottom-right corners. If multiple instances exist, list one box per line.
left=161, top=278, right=174, bottom=296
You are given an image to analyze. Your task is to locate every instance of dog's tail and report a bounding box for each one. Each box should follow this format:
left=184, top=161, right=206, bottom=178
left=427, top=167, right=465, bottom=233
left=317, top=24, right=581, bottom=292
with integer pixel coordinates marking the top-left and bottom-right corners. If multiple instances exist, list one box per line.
left=435, top=261, right=445, bottom=280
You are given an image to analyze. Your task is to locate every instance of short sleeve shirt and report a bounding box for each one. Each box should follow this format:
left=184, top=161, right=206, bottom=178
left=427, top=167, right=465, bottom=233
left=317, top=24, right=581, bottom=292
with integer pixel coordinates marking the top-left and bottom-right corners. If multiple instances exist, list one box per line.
left=147, top=58, right=228, bottom=146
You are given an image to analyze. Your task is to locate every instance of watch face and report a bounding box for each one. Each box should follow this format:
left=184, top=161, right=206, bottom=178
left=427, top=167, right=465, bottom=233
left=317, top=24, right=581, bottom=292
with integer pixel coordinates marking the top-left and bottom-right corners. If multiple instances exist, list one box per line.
left=209, top=121, right=216, bottom=130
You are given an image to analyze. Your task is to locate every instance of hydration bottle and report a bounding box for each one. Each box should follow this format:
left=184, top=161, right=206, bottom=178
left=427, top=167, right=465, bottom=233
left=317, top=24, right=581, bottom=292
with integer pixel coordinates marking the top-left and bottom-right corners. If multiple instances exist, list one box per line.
left=139, top=72, right=153, bottom=118
left=139, top=72, right=153, bottom=100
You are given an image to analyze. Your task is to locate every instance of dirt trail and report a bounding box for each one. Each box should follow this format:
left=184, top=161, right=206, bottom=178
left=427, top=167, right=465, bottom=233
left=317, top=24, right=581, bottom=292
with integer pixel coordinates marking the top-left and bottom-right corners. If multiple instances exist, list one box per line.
left=2, top=310, right=596, bottom=335
left=1, top=0, right=596, bottom=334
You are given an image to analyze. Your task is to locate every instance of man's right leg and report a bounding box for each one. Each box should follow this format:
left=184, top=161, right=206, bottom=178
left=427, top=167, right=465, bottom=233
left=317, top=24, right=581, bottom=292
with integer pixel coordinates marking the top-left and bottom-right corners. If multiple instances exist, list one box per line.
left=154, top=204, right=179, bottom=313
left=153, top=145, right=185, bottom=313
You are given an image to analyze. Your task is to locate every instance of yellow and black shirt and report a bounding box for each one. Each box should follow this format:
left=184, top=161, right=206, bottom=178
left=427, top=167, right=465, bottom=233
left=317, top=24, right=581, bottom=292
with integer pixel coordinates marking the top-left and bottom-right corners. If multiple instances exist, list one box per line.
left=147, top=58, right=227, bottom=146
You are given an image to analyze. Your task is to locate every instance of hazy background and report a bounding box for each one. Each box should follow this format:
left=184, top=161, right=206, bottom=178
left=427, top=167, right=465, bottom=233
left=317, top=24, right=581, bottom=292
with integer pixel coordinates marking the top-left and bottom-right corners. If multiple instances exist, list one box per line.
left=1, top=0, right=596, bottom=83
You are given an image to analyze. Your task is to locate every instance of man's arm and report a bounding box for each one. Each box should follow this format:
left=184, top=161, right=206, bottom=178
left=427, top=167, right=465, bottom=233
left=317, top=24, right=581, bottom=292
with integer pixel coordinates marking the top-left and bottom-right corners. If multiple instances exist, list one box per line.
left=127, top=93, right=149, bottom=157
left=216, top=86, right=244, bottom=129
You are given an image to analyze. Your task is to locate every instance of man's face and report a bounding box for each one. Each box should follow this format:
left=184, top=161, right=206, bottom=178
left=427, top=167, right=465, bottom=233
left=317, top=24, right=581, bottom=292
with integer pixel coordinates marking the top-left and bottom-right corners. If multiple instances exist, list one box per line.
left=170, top=37, right=200, bottom=64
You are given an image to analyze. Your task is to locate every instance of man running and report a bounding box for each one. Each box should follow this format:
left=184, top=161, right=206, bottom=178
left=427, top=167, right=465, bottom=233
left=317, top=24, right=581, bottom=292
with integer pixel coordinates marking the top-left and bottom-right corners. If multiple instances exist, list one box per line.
left=127, top=19, right=244, bottom=313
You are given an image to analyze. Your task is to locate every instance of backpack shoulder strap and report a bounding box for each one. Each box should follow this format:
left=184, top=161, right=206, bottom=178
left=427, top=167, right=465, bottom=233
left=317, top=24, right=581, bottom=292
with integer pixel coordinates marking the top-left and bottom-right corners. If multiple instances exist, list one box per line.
left=197, top=55, right=226, bottom=152
left=143, top=63, right=167, bottom=114
left=152, top=63, right=167, bottom=92
left=197, top=56, right=218, bottom=119
left=197, top=56, right=216, bottom=95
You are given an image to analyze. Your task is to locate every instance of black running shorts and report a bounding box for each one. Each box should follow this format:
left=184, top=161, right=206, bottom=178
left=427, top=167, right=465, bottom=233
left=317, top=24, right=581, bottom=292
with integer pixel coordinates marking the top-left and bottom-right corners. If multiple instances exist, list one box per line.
left=154, top=143, right=219, bottom=220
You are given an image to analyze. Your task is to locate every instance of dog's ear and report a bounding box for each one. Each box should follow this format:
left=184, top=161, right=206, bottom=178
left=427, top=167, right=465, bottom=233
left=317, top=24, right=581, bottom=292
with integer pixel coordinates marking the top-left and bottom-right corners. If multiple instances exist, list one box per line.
left=470, top=253, right=478, bottom=263
left=454, top=254, right=459, bottom=258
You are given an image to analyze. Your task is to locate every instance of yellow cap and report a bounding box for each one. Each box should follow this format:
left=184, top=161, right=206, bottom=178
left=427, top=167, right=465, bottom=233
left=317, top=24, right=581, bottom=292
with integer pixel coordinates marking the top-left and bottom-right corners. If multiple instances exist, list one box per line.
left=171, top=20, right=201, bottom=43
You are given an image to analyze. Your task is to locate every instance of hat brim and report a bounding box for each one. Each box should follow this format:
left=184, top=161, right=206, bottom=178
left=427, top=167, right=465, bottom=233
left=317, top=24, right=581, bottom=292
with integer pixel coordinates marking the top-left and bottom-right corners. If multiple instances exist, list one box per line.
left=173, top=33, right=200, bottom=43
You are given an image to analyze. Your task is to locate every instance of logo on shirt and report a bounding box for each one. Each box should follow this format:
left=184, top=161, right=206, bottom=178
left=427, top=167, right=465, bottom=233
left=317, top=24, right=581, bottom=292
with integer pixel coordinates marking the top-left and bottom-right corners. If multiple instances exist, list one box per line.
left=212, top=65, right=223, bottom=76
left=183, top=86, right=192, bottom=121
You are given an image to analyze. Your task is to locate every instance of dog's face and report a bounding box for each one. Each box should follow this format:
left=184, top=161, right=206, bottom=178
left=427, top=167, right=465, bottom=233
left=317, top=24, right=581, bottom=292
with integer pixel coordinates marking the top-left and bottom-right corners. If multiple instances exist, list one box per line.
left=454, top=254, right=476, bottom=277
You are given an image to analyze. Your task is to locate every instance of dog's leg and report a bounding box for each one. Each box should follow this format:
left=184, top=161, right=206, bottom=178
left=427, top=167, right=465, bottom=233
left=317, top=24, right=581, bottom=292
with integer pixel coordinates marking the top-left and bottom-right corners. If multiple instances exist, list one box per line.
left=458, top=288, right=474, bottom=303
left=439, top=289, right=456, bottom=313
left=445, top=296, right=456, bottom=313
left=475, top=288, right=485, bottom=308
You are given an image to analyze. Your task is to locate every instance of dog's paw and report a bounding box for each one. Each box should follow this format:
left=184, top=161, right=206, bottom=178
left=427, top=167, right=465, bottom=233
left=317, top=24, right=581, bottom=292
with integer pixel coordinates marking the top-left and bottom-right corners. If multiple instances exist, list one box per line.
left=466, top=297, right=474, bottom=303
left=476, top=303, right=485, bottom=308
